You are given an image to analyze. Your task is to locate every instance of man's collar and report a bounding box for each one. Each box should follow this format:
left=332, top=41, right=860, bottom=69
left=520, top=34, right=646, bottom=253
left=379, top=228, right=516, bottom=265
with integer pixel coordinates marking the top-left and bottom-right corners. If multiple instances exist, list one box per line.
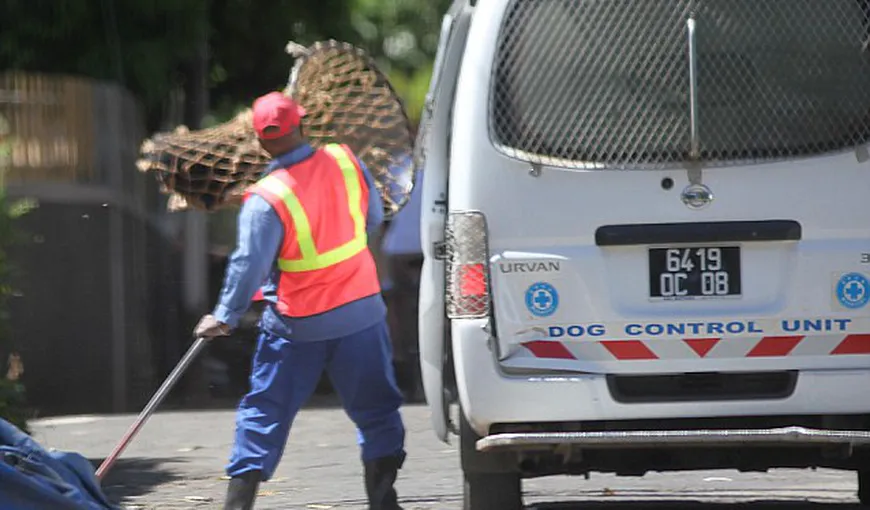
left=264, top=143, right=315, bottom=175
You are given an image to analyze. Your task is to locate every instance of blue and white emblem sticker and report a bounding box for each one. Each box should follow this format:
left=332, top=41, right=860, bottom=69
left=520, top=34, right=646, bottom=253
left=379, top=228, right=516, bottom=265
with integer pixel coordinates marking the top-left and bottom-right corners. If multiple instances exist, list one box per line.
left=525, top=282, right=559, bottom=317
left=837, top=272, right=870, bottom=309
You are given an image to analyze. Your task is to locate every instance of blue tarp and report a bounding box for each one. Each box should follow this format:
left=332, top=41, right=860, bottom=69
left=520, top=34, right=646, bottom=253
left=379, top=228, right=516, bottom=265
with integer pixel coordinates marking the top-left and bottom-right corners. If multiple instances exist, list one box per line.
left=0, top=418, right=118, bottom=510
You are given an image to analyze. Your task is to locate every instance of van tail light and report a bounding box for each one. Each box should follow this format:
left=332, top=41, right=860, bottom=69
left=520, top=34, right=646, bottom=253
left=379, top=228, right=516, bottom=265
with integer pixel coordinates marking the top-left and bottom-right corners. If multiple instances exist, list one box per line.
left=458, top=263, right=487, bottom=316
left=446, top=211, right=490, bottom=319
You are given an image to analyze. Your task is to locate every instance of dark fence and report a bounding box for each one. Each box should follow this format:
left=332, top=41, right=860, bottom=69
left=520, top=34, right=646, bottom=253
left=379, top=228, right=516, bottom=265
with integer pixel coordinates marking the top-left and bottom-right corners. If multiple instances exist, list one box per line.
left=1, top=71, right=187, bottom=416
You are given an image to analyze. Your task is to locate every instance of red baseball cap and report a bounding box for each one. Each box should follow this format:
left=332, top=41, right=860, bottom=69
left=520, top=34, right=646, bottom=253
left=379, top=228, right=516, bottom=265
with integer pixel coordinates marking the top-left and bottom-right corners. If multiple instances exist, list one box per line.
left=252, top=91, right=306, bottom=140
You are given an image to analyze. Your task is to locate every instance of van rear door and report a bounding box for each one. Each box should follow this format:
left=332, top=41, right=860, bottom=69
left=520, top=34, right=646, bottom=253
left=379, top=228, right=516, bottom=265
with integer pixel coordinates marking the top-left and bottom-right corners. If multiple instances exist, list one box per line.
left=450, top=0, right=870, bottom=376
left=418, top=0, right=474, bottom=442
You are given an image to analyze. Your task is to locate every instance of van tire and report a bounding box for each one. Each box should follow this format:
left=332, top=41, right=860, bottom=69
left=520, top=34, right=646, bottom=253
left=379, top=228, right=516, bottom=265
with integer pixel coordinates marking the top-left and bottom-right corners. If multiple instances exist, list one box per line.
left=858, top=469, right=870, bottom=505
left=459, top=406, right=518, bottom=475
left=463, top=472, right=522, bottom=510
left=459, top=405, right=523, bottom=508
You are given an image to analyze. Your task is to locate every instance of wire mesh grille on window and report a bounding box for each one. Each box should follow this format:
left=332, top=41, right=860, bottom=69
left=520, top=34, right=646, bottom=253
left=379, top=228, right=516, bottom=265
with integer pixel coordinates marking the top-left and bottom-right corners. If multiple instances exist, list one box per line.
left=490, top=0, right=870, bottom=169
left=445, top=211, right=490, bottom=319
left=137, top=40, right=417, bottom=216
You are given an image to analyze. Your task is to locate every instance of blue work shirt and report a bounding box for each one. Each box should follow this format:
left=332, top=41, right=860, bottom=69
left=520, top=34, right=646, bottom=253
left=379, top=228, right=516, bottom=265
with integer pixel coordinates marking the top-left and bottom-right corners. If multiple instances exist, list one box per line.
left=213, top=143, right=387, bottom=342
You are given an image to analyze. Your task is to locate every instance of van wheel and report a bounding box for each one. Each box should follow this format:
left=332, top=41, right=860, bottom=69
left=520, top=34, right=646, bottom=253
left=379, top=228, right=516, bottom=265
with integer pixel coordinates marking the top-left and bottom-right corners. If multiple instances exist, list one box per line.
left=459, top=408, right=523, bottom=509
left=463, top=472, right=522, bottom=510
left=858, top=469, right=870, bottom=505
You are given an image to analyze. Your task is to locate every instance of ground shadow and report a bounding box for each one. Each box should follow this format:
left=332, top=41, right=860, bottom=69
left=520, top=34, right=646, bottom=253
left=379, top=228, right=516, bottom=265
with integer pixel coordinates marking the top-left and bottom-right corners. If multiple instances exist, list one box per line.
left=531, top=502, right=862, bottom=509
left=159, top=386, right=427, bottom=413
left=87, top=456, right=186, bottom=503
left=158, top=391, right=348, bottom=411
left=298, top=494, right=862, bottom=509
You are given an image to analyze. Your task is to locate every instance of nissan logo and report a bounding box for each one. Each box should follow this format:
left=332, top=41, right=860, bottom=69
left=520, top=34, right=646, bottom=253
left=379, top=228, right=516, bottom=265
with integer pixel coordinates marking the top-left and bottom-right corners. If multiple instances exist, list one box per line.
left=681, top=183, right=714, bottom=210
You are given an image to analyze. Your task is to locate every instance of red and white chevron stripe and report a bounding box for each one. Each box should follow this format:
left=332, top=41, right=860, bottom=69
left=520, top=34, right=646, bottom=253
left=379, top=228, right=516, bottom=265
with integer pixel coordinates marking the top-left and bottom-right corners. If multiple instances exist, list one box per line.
left=520, top=334, right=870, bottom=361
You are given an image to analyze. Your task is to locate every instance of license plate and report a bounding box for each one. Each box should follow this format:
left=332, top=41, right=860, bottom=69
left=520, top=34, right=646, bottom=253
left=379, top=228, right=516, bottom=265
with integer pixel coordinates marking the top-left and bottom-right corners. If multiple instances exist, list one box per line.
left=649, top=246, right=741, bottom=300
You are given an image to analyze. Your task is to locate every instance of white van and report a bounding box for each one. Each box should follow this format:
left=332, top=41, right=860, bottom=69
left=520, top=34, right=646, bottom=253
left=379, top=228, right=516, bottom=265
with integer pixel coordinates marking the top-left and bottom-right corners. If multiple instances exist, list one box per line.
left=414, top=0, right=870, bottom=508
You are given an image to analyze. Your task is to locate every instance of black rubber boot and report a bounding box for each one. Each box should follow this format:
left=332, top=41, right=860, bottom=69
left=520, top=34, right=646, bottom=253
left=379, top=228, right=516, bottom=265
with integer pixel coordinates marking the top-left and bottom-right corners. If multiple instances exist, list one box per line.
left=223, top=470, right=261, bottom=510
left=364, top=452, right=406, bottom=510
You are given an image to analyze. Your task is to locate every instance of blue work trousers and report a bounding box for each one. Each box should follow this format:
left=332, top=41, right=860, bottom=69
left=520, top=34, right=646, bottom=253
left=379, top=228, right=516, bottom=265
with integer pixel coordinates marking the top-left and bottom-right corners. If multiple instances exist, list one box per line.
left=226, top=320, right=406, bottom=480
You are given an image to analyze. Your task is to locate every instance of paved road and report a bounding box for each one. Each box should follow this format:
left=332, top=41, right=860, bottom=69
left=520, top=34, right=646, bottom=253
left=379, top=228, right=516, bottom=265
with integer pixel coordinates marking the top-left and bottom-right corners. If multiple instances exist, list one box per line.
left=30, top=401, right=866, bottom=510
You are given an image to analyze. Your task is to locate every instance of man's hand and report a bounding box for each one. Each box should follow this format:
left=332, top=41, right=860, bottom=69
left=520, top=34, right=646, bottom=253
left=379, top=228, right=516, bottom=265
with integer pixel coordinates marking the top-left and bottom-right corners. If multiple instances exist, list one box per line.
left=194, top=314, right=231, bottom=338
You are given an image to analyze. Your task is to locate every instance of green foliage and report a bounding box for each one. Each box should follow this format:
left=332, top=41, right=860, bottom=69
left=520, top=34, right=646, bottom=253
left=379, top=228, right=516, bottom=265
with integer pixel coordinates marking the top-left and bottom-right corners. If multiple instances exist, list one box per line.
left=350, top=0, right=453, bottom=74
left=348, top=0, right=453, bottom=124
left=0, top=0, right=451, bottom=129
left=387, top=66, right=434, bottom=126
left=0, top=0, right=210, bottom=129
left=207, top=0, right=354, bottom=116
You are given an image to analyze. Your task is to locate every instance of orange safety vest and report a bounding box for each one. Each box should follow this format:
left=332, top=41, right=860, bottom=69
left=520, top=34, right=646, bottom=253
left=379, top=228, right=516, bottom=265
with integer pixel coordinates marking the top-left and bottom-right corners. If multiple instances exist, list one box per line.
left=245, top=143, right=381, bottom=317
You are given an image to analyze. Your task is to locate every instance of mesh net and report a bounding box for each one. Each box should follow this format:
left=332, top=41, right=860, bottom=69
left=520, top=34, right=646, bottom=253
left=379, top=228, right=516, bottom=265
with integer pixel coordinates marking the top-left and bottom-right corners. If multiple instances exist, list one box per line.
left=137, top=110, right=266, bottom=211
left=137, top=40, right=417, bottom=216
left=491, top=0, right=870, bottom=169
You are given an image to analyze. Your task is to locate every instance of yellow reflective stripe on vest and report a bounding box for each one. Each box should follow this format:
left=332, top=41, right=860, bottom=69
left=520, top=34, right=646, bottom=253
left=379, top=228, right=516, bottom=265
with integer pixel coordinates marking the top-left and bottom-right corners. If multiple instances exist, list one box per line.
left=256, top=175, right=317, bottom=261
left=324, top=144, right=366, bottom=243
left=267, top=144, right=368, bottom=273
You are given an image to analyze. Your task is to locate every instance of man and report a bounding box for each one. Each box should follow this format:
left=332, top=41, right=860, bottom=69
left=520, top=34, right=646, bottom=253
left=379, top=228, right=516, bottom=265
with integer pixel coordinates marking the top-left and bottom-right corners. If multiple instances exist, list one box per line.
left=381, top=167, right=424, bottom=402
left=194, top=91, right=407, bottom=510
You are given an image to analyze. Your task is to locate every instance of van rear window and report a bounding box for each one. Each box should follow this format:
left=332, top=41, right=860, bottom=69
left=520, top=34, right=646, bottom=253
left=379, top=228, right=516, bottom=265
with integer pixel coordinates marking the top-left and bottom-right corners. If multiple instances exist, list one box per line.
left=490, top=0, right=870, bottom=169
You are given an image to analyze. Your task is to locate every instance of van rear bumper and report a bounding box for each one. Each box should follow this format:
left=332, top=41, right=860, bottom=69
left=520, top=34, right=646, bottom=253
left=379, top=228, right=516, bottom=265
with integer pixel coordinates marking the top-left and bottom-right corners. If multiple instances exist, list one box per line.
left=477, top=426, right=870, bottom=453
left=451, top=319, right=870, bottom=438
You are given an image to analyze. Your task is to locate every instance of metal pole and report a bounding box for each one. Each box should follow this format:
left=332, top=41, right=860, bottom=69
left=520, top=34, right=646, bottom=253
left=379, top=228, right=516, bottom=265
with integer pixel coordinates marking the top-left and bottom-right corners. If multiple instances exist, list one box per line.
left=95, top=337, right=209, bottom=480
left=687, top=16, right=700, bottom=160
